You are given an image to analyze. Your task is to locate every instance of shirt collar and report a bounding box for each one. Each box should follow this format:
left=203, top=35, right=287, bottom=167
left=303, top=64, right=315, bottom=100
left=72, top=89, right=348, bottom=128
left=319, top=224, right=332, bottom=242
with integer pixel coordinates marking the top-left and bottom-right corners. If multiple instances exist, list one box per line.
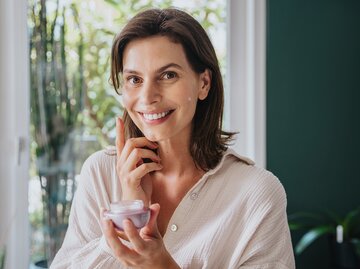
left=104, top=146, right=255, bottom=173
left=204, top=148, right=255, bottom=177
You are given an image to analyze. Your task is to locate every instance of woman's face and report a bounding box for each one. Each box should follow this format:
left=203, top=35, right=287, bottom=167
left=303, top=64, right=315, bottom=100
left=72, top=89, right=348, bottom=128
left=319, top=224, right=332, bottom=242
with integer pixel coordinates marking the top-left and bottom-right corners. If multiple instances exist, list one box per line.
left=121, top=35, right=210, bottom=142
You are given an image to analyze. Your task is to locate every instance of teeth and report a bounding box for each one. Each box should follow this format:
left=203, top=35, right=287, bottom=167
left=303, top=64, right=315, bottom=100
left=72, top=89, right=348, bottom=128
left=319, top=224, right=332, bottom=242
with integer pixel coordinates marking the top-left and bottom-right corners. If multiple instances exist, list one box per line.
left=143, top=111, right=170, bottom=121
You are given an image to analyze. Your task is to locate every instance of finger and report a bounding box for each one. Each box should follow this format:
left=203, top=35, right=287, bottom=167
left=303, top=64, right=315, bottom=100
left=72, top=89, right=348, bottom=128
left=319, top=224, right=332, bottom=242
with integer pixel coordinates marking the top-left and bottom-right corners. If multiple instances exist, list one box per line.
left=115, top=117, right=125, bottom=157
left=101, top=208, right=123, bottom=244
left=114, top=228, right=129, bottom=242
left=119, top=137, right=158, bottom=164
left=125, top=148, right=161, bottom=169
left=124, top=162, right=163, bottom=189
left=141, top=203, right=161, bottom=238
left=101, top=209, right=137, bottom=260
left=123, top=219, right=147, bottom=254
left=101, top=208, right=126, bottom=246
left=101, top=208, right=129, bottom=241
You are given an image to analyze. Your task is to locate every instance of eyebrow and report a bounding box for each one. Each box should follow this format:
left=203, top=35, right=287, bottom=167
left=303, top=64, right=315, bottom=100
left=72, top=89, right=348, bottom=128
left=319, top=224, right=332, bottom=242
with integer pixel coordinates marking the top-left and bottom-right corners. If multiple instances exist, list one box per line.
left=123, top=63, right=183, bottom=75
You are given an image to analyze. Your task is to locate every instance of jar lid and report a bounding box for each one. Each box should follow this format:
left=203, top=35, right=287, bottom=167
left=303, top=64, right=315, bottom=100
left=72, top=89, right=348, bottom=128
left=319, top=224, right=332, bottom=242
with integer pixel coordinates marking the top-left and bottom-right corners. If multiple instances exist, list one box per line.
left=109, top=200, right=144, bottom=213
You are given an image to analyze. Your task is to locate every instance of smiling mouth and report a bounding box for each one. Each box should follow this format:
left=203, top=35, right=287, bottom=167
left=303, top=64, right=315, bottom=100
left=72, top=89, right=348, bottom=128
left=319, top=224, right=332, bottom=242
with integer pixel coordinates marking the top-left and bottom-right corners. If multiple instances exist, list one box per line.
left=140, top=110, right=174, bottom=121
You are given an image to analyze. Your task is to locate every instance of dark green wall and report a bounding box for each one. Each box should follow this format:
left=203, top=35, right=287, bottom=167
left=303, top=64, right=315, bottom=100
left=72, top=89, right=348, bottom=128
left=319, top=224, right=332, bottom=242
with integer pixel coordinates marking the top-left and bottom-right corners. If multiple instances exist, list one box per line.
left=266, top=0, right=360, bottom=268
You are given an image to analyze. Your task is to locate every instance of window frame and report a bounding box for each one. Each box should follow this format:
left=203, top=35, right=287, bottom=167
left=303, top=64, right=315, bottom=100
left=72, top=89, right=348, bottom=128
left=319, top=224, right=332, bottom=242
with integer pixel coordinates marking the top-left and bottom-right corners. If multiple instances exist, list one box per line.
left=0, top=0, right=30, bottom=268
left=1, top=0, right=266, bottom=267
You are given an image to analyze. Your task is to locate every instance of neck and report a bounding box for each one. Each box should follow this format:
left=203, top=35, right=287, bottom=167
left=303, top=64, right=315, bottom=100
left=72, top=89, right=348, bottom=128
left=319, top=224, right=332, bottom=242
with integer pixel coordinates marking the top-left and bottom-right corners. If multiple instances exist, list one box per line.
left=156, top=138, right=202, bottom=179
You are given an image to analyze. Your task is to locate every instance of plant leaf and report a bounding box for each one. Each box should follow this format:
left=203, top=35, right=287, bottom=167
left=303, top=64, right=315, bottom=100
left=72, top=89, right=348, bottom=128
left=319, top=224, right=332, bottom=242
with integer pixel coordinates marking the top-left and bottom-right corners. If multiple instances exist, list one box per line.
left=288, top=211, right=326, bottom=230
left=0, top=247, right=5, bottom=269
left=289, top=222, right=307, bottom=230
left=295, top=225, right=334, bottom=255
left=323, top=209, right=342, bottom=224
left=288, top=211, right=326, bottom=221
left=104, top=0, right=119, bottom=7
left=343, top=207, right=360, bottom=238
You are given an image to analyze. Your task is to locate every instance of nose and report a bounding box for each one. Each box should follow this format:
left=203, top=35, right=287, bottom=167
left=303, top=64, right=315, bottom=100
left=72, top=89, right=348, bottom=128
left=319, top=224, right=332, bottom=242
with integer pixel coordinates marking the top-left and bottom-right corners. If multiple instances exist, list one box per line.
left=139, top=80, right=161, bottom=105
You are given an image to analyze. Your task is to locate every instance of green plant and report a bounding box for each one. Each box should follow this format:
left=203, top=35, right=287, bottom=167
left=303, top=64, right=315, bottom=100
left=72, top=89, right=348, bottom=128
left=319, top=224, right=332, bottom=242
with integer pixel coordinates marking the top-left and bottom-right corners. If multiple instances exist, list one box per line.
left=29, top=0, right=85, bottom=263
left=289, top=207, right=360, bottom=255
left=0, top=246, right=5, bottom=269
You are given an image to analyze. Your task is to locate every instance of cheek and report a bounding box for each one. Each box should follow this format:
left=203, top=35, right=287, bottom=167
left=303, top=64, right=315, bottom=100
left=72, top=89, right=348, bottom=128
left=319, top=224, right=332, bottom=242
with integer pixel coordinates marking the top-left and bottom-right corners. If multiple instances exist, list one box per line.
left=121, top=92, right=133, bottom=110
left=179, top=94, right=198, bottom=119
left=122, top=93, right=141, bottom=125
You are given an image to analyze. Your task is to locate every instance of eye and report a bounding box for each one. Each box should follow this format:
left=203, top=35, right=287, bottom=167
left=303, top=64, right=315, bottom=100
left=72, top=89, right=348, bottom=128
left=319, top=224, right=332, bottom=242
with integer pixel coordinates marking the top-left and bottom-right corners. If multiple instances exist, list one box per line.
left=127, top=76, right=143, bottom=85
left=161, top=71, right=177, bottom=80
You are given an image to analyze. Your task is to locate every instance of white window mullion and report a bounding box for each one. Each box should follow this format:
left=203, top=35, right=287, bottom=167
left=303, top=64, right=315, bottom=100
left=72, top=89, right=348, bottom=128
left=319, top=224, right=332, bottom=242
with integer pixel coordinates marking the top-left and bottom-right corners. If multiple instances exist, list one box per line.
left=0, top=0, right=30, bottom=268
left=227, top=0, right=266, bottom=168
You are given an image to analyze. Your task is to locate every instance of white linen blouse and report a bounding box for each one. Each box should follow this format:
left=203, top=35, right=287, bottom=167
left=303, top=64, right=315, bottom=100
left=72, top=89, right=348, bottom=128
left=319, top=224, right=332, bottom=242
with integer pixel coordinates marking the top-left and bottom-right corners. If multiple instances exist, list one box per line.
left=50, top=147, right=295, bottom=269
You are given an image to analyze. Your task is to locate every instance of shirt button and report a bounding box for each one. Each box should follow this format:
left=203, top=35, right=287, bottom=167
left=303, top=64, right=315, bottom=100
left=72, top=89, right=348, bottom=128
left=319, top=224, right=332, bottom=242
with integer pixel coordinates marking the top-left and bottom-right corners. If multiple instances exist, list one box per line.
left=190, top=192, right=198, bottom=200
left=170, top=224, right=178, bottom=232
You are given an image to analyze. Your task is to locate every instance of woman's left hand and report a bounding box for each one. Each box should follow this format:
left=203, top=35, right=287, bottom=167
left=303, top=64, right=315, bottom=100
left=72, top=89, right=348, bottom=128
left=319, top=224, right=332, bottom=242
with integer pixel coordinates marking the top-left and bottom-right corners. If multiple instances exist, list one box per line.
left=101, top=203, right=180, bottom=269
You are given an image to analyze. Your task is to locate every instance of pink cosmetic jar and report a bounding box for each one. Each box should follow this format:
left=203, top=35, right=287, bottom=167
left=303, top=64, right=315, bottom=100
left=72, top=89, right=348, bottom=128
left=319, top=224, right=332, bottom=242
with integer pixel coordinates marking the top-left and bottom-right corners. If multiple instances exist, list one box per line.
left=104, top=200, right=150, bottom=230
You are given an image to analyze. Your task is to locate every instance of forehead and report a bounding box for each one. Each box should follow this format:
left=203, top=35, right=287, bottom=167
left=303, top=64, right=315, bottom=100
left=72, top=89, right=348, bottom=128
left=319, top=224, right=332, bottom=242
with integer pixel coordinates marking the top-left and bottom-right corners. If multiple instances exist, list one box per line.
left=122, top=35, right=191, bottom=72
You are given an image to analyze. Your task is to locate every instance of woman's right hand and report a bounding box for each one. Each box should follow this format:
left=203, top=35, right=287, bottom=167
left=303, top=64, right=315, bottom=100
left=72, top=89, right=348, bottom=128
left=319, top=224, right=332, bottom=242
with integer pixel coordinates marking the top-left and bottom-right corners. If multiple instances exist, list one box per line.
left=101, top=204, right=181, bottom=269
left=115, top=117, right=162, bottom=206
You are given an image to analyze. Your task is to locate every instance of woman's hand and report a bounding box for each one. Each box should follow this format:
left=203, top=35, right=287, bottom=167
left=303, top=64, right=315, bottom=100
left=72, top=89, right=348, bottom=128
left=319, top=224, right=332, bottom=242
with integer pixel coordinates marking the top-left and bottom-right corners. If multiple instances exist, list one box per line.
left=101, top=204, right=180, bottom=269
left=116, top=117, right=162, bottom=206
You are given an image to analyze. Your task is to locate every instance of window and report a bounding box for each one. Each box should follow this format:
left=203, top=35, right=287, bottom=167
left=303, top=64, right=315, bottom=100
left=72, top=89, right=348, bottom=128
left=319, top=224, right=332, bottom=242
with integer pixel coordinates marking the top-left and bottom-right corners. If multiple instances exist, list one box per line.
left=0, top=0, right=266, bottom=268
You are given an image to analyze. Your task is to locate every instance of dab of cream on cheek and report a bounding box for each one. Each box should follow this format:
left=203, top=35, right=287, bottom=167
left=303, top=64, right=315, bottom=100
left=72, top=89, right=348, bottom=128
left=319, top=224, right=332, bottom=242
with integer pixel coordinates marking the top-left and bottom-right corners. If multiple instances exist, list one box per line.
left=188, top=97, right=192, bottom=102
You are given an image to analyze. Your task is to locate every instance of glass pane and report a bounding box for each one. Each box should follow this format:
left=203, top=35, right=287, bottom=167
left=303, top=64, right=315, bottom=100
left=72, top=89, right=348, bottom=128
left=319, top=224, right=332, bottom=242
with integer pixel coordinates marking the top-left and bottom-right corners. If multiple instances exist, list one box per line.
left=28, top=0, right=226, bottom=267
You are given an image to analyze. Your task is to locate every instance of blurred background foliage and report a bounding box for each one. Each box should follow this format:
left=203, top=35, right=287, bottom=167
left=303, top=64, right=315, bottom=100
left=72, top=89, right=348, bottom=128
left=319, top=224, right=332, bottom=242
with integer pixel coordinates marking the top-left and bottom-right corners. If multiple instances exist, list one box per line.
left=28, top=0, right=225, bottom=266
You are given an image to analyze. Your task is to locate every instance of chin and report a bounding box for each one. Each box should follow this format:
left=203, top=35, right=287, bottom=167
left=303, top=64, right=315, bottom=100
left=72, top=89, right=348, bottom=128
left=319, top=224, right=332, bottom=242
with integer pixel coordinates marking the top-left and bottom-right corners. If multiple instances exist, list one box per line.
left=142, top=131, right=170, bottom=142
left=142, top=131, right=160, bottom=142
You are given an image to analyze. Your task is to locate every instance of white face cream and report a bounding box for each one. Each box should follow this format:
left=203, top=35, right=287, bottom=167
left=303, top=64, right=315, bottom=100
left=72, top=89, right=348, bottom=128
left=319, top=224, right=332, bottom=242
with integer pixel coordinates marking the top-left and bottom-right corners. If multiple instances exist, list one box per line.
left=110, top=200, right=144, bottom=213
left=104, top=200, right=150, bottom=230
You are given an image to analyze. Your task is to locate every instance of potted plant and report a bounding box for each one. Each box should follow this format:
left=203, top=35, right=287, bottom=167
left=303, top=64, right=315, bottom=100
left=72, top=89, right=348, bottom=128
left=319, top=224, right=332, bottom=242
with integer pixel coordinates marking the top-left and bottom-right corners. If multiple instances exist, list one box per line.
left=289, top=207, right=360, bottom=268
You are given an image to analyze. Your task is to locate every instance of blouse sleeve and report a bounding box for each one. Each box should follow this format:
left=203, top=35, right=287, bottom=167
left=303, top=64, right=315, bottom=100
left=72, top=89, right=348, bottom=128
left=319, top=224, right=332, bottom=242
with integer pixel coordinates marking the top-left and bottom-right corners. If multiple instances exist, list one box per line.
left=49, top=152, right=124, bottom=269
left=235, top=173, right=295, bottom=269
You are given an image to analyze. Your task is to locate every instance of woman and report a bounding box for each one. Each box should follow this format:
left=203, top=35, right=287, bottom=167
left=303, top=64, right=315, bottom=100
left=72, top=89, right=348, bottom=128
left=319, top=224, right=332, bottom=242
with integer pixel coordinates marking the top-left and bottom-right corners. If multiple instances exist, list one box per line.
left=51, top=8, right=295, bottom=269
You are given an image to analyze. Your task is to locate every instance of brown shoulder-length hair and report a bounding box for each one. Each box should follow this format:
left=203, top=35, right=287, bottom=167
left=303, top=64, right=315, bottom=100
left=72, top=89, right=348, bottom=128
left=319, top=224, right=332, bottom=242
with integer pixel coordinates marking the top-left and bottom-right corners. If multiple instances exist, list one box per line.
left=110, top=8, right=236, bottom=171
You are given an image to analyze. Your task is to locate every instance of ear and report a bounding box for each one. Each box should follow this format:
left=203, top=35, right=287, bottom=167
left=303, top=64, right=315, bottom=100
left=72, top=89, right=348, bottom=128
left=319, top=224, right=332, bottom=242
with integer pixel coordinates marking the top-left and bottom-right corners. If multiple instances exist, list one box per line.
left=198, top=69, right=211, bottom=100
